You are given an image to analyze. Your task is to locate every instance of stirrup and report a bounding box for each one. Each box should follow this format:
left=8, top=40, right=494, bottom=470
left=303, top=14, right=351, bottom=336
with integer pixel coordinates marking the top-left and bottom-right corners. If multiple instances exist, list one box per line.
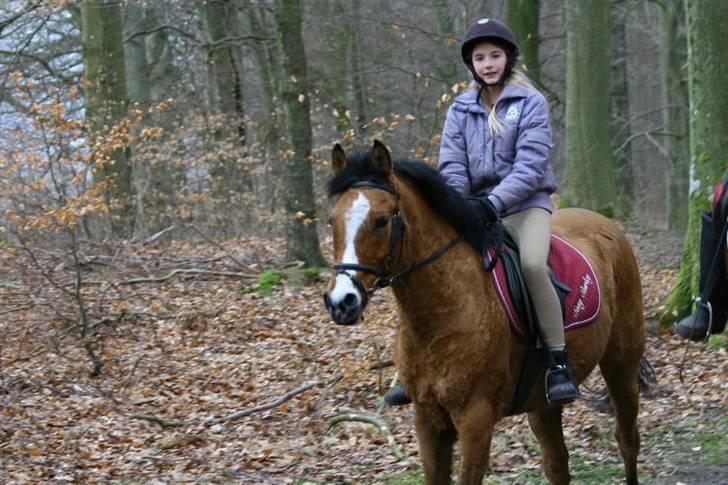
left=545, top=366, right=580, bottom=405
left=675, top=297, right=714, bottom=342
left=694, top=297, right=714, bottom=339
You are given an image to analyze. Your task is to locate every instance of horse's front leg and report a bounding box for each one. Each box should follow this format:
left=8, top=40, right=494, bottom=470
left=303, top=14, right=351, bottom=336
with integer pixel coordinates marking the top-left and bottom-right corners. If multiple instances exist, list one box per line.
left=414, top=406, right=457, bottom=485
left=452, top=399, right=496, bottom=485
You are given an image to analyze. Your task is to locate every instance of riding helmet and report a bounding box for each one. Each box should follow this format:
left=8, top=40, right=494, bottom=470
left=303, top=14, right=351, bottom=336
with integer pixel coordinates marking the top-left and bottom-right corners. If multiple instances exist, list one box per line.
left=461, top=18, right=519, bottom=85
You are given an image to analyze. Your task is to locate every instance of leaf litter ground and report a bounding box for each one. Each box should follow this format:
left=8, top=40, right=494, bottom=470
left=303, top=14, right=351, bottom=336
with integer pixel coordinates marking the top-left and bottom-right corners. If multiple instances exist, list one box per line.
left=0, top=223, right=725, bottom=484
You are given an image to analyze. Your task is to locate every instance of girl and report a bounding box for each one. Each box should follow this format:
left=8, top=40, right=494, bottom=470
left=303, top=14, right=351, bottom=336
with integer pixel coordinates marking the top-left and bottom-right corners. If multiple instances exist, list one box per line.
left=439, top=18, right=578, bottom=405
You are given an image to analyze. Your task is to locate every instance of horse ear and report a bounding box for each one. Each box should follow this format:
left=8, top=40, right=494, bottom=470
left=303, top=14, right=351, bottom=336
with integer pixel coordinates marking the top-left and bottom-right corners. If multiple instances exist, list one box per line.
left=371, top=140, right=392, bottom=174
left=332, top=143, right=347, bottom=172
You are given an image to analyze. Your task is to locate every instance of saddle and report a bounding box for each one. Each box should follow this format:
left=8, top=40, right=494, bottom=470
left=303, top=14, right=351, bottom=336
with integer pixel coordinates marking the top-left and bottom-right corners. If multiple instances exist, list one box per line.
left=486, top=231, right=601, bottom=415
left=488, top=233, right=601, bottom=339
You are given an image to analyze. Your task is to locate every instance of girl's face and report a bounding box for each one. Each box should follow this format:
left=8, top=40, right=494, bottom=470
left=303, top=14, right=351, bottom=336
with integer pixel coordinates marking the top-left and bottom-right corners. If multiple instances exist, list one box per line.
left=471, top=41, right=507, bottom=85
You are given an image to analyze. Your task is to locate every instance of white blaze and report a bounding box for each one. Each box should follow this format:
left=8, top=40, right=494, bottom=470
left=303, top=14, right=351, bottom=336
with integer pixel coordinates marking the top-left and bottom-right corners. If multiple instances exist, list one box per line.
left=330, top=193, right=370, bottom=304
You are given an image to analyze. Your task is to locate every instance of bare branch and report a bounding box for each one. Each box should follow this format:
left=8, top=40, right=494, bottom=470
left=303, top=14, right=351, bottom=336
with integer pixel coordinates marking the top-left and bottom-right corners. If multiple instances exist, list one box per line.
left=327, top=413, right=404, bottom=460
left=130, top=414, right=187, bottom=428
left=84, top=268, right=257, bottom=286
left=207, top=381, right=319, bottom=424
left=124, top=24, right=200, bottom=44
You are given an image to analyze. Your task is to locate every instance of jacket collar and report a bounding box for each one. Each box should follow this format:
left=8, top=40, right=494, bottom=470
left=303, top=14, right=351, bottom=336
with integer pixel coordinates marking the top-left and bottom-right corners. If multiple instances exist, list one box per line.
left=453, top=83, right=531, bottom=113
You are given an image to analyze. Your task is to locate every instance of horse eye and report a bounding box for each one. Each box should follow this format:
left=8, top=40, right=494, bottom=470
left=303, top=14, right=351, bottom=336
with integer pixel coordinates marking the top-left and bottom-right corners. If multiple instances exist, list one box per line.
left=374, top=215, right=390, bottom=229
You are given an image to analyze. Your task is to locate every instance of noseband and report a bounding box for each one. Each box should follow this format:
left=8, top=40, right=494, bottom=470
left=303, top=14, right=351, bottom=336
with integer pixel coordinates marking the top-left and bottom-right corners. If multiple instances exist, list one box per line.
left=332, top=181, right=464, bottom=299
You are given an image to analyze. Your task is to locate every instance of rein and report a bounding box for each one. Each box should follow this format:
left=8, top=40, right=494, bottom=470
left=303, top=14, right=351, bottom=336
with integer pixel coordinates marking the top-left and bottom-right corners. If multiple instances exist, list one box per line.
left=333, top=181, right=464, bottom=297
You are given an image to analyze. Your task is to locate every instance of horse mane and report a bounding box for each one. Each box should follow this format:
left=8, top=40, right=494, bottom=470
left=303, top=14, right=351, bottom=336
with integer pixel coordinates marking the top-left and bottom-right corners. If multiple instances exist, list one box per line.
left=328, top=150, right=498, bottom=253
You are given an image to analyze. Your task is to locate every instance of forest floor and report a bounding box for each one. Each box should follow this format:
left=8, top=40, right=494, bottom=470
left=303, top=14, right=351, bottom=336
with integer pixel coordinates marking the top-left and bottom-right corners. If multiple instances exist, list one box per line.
left=1, top=220, right=726, bottom=484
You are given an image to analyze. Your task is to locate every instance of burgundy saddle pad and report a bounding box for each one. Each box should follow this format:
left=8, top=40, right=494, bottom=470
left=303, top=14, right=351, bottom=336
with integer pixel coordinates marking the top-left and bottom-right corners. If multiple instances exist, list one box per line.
left=490, top=235, right=601, bottom=338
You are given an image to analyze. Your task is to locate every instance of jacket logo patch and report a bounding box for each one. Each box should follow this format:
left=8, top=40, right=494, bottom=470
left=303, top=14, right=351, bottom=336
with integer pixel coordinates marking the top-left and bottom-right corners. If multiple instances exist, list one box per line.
left=505, top=105, right=520, bottom=122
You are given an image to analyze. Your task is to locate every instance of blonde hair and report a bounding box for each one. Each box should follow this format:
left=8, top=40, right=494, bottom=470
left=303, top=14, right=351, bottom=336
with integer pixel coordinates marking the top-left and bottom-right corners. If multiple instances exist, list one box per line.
left=477, top=69, right=542, bottom=136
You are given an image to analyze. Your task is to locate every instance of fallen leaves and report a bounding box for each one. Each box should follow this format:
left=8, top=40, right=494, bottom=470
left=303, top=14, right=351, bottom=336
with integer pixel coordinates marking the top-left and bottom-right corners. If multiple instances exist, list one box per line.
left=0, top=228, right=725, bottom=483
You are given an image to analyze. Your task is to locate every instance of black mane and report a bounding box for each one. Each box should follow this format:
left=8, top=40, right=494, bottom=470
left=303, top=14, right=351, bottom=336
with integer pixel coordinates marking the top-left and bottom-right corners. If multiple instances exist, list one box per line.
left=328, top=150, right=497, bottom=254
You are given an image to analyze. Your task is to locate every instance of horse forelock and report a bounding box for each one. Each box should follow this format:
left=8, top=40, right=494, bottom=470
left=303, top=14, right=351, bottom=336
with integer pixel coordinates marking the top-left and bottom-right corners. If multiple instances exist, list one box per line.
left=327, top=150, right=496, bottom=253
left=327, top=151, right=391, bottom=198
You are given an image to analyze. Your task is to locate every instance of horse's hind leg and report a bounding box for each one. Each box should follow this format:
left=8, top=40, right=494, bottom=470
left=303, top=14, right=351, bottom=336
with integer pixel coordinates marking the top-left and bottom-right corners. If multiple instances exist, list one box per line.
left=527, top=406, right=570, bottom=484
left=600, top=356, right=641, bottom=485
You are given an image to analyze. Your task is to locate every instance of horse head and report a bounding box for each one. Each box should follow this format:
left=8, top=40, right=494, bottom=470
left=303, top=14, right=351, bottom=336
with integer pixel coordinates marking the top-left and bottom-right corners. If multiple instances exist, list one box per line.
left=324, top=140, right=403, bottom=325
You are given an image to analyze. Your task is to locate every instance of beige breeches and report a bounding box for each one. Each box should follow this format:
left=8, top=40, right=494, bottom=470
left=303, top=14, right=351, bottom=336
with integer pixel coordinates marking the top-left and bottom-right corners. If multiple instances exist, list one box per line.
left=502, top=208, right=565, bottom=349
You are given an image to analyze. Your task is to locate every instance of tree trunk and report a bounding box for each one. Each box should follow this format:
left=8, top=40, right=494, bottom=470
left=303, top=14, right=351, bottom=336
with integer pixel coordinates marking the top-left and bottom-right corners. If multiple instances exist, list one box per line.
left=432, top=0, right=460, bottom=91
left=123, top=4, right=186, bottom=235
left=314, top=0, right=353, bottom=136
left=609, top=9, right=633, bottom=218
left=506, top=0, right=541, bottom=87
left=81, top=0, right=132, bottom=237
left=244, top=1, right=283, bottom=217
left=274, top=0, right=324, bottom=265
left=123, top=4, right=151, bottom=106
left=563, top=0, right=615, bottom=214
left=350, top=0, right=368, bottom=135
left=203, top=0, right=245, bottom=139
left=200, top=0, right=249, bottom=233
left=658, top=0, right=690, bottom=232
left=661, top=0, right=728, bottom=321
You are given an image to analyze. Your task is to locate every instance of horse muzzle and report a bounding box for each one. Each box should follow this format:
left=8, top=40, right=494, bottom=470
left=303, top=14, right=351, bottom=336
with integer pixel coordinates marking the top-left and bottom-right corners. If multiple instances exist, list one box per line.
left=324, top=272, right=369, bottom=325
left=323, top=290, right=365, bottom=325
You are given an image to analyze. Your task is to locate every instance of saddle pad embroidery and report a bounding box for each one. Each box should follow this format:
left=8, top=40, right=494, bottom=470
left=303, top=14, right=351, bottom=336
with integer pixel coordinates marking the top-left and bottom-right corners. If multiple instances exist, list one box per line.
left=490, top=235, right=601, bottom=338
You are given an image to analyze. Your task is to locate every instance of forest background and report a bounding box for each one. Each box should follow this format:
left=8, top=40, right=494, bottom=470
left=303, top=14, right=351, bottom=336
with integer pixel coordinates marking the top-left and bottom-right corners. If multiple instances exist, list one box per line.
left=1, top=0, right=726, bottom=483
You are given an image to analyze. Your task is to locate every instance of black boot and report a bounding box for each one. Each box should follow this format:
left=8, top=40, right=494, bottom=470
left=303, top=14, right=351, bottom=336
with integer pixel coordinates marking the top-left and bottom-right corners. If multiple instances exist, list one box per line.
left=674, top=211, right=728, bottom=341
left=383, top=383, right=411, bottom=406
left=674, top=302, right=719, bottom=341
left=545, top=349, right=580, bottom=405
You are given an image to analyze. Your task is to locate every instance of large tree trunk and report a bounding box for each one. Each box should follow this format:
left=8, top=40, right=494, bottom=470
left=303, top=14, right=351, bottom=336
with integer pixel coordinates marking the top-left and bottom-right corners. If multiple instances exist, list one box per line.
left=662, top=0, right=728, bottom=321
left=506, top=0, right=541, bottom=87
left=658, top=0, right=690, bottom=232
left=81, top=0, right=132, bottom=237
left=274, top=0, right=324, bottom=265
left=563, top=0, right=616, bottom=214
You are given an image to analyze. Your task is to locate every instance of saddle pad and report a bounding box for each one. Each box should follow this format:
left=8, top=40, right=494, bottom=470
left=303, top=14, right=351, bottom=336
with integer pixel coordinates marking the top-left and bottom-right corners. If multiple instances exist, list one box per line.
left=490, top=235, right=601, bottom=338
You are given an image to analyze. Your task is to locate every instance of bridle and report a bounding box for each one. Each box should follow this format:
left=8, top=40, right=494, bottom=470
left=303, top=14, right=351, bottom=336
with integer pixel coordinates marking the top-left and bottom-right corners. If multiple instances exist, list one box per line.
left=332, top=181, right=464, bottom=301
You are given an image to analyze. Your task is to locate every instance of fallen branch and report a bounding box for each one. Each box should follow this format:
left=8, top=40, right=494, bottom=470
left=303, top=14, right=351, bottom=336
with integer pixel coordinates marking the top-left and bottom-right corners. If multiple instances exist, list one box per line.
left=141, top=225, right=176, bottom=245
left=327, top=413, right=404, bottom=460
left=130, top=414, right=187, bottom=428
left=369, top=360, right=394, bottom=371
left=206, top=381, right=319, bottom=424
left=113, top=268, right=257, bottom=285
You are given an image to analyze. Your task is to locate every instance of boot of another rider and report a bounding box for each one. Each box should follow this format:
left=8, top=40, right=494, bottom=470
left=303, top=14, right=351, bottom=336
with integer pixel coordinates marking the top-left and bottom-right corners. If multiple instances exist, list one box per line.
left=675, top=212, right=728, bottom=341
left=383, top=383, right=411, bottom=406
left=546, top=348, right=580, bottom=405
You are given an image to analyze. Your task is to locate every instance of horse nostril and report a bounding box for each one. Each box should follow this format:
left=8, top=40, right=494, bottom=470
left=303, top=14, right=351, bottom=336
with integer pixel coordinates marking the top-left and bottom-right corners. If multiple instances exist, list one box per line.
left=343, top=293, right=358, bottom=308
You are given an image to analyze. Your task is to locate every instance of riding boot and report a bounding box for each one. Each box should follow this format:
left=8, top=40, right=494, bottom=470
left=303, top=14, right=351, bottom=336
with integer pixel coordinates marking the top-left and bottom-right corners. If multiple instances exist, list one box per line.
left=545, top=349, right=580, bottom=405
left=674, top=211, right=728, bottom=341
left=383, top=383, right=412, bottom=406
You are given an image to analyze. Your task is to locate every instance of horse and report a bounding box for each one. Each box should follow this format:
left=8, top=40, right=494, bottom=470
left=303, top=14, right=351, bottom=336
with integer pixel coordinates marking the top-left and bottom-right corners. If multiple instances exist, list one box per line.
left=323, top=140, right=646, bottom=485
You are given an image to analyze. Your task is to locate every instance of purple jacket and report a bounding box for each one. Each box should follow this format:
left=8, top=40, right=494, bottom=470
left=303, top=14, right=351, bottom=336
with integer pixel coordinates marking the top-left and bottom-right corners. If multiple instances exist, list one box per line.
left=438, top=84, right=557, bottom=216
